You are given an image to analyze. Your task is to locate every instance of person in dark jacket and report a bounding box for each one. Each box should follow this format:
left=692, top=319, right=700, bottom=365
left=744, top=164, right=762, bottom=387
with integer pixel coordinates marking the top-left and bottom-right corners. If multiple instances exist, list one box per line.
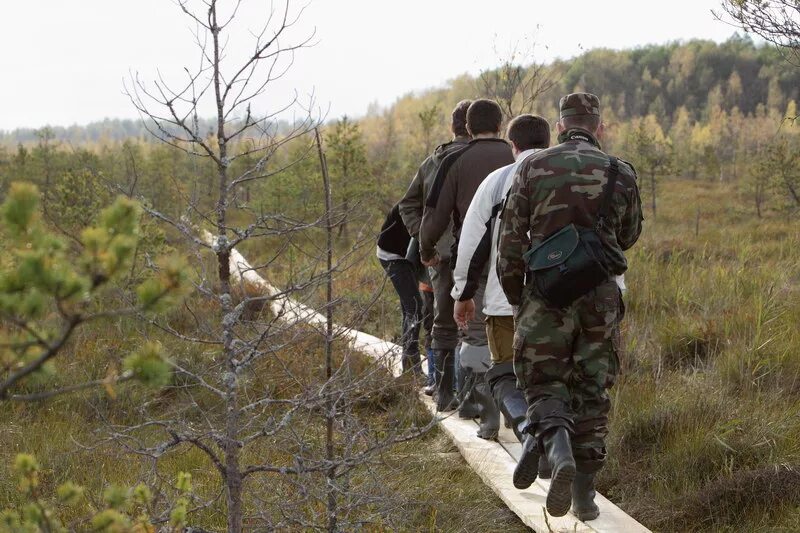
left=399, top=100, right=472, bottom=396
left=419, top=99, right=514, bottom=413
left=377, top=203, right=424, bottom=373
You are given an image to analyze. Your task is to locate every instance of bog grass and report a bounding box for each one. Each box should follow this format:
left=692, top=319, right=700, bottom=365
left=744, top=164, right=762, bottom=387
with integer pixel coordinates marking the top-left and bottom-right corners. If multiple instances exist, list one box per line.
left=0, top=258, right=524, bottom=532
left=294, top=177, right=800, bottom=532
left=602, top=179, right=800, bottom=532
left=237, top=176, right=800, bottom=531
left=1, top=176, right=798, bottom=532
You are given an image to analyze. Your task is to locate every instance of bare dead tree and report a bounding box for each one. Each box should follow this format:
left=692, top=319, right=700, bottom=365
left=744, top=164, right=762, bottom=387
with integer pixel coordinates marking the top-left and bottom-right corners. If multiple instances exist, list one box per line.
left=478, top=36, right=560, bottom=122
left=110, top=2, right=436, bottom=532
left=716, top=1, right=800, bottom=67
left=314, top=126, right=338, bottom=531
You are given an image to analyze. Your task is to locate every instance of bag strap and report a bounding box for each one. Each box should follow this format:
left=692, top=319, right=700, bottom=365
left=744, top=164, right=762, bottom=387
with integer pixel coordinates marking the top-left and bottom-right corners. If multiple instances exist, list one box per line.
left=595, top=156, right=619, bottom=232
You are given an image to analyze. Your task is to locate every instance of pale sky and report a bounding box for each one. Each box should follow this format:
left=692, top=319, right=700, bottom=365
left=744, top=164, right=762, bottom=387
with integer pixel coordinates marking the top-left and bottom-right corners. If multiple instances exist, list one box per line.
left=2, top=0, right=740, bottom=130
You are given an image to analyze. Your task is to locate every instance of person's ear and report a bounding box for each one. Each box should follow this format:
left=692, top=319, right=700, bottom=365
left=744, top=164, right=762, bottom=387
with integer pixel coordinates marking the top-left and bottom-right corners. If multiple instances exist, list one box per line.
left=556, top=120, right=565, bottom=134
left=596, top=121, right=606, bottom=140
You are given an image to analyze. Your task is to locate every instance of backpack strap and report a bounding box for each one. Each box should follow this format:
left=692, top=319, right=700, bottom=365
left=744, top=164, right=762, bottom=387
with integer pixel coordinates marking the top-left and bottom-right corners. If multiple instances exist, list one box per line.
left=595, top=156, right=619, bottom=232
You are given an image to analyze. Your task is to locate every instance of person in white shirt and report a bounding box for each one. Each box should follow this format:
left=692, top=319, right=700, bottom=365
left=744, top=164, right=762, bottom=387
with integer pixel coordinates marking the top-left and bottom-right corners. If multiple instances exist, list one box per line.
left=451, top=115, right=551, bottom=444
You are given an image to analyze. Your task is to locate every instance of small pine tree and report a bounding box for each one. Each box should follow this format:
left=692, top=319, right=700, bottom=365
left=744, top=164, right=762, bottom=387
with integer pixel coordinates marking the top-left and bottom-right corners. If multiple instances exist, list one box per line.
left=0, top=182, right=186, bottom=401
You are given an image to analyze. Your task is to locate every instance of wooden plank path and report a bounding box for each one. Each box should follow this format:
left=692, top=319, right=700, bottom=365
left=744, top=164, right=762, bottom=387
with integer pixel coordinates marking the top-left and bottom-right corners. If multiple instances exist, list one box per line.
left=222, top=240, right=650, bottom=533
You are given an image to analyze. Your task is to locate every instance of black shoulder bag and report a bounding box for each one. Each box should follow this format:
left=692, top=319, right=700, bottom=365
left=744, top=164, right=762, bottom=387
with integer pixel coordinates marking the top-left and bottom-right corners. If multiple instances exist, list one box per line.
left=521, top=157, right=620, bottom=308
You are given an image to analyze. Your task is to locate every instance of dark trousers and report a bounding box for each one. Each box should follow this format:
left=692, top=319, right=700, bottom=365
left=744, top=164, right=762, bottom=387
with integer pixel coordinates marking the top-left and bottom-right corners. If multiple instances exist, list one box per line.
left=380, top=259, right=423, bottom=356
left=422, top=289, right=434, bottom=350
left=428, top=261, right=459, bottom=351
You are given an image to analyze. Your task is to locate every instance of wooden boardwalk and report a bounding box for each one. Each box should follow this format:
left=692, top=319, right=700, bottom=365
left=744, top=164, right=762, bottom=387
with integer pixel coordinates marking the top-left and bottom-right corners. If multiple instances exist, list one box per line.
left=224, top=242, right=651, bottom=533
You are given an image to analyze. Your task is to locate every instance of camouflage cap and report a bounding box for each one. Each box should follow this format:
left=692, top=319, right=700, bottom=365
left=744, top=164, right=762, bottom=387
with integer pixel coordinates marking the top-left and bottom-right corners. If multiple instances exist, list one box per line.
left=559, top=93, right=600, bottom=118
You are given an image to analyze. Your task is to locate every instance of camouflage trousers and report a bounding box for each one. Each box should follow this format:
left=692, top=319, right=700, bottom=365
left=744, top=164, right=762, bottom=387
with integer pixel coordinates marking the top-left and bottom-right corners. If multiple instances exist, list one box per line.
left=513, top=280, right=623, bottom=473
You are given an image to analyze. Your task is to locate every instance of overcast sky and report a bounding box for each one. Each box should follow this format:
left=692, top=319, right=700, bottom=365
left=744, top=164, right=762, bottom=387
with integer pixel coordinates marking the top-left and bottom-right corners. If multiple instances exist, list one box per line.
left=2, top=0, right=741, bottom=130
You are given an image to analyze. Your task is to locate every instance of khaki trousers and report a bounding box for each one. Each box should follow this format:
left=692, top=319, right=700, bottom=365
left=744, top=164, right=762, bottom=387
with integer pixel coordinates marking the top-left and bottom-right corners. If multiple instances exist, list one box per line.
left=486, top=315, right=515, bottom=364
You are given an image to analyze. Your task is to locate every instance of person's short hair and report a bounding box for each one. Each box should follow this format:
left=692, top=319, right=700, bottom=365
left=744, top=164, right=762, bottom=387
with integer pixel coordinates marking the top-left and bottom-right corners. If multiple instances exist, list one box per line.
left=451, top=100, right=471, bottom=137
left=506, top=114, right=551, bottom=151
left=560, top=114, right=601, bottom=133
left=466, top=99, right=503, bottom=136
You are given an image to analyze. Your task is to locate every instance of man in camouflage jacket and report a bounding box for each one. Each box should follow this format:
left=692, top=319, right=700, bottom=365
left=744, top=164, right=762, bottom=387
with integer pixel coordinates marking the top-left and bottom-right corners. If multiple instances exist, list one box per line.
left=497, top=93, right=643, bottom=520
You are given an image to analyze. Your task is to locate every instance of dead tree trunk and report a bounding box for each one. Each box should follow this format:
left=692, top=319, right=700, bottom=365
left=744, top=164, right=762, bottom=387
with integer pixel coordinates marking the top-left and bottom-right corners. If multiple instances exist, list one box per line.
left=208, top=4, right=242, bottom=532
left=316, top=128, right=338, bottom=533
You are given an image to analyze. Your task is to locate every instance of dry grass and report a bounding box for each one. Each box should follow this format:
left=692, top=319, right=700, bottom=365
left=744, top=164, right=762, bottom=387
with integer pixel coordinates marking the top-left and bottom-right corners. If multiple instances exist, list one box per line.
left=3, top=176, right=798, bottom=531
left=0, top=265, right=524, bottom=532
left=598, top=178, right=800, bottom=532
left=235, top=177, right=800, bottom=531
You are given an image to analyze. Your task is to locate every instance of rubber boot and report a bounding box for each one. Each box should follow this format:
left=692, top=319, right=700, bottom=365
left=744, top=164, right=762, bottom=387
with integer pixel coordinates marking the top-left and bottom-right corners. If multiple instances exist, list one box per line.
left=423, top=348, right=436, bottom=394
left=472, top=373, right=500, bottom=440
left=572, top=472, right=600, bottom=521
left=512, top=434, right=540, bottom=489
left=486, top=362, right=527, bottom=441
left=422, top=348, right=436, bottom=395
left=499, top=391, right=527, bottom=442
left=538, top=455, right=552, bottom=479
left=542, top=427, right=576, bottom=517
left=458, top=396, right=481, bottom=418
left=433, top=350, right=455, bottom=412
left=457, top=368, right=481, bottom=419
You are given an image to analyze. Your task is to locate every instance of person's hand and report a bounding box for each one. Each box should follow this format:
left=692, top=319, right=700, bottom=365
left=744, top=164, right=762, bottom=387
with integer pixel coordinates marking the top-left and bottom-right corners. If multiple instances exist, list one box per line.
left=454, top=299, right=475, bottom=331
left=421, top=253, right=440, bottom=267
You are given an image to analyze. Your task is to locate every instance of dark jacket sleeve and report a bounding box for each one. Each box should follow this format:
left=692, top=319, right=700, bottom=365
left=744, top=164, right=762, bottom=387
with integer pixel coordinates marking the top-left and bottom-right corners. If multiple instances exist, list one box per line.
left=398, top=158, right=430, bottom=237
left=420, top=159, right=459, bottom=262
left=496, top=169, right=531, bottom=307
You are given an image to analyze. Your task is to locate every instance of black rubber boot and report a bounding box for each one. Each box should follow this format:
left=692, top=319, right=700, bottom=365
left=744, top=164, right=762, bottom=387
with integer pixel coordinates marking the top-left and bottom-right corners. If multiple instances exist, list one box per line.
left=496, top=391, right=527, bottom=441
left=572, top=472, right=600, bottom=521
left=512, top=434, right=540, bottom=489
left=472, top=373, right=500, bottom=440
left=457, top=367, right=481, bottom=419
left=486, top=362, right=527, bottom=441
left=434, top=350, right=455, bottom=412
left=542, top=427, right=576, bottom=517
left=422, top=349, right=436, bottom=394
left=458, top=400, right=481, bottom=419
left=538, top=455, right=552, bottom=479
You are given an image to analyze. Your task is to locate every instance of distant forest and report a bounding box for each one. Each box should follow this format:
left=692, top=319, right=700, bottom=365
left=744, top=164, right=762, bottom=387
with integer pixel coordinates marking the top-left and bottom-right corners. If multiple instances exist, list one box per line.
left=1, top=35, right=797, bottom=227
left=2, top=35, right=797, bottom=145
left=551, top=34, right=798, bottom=123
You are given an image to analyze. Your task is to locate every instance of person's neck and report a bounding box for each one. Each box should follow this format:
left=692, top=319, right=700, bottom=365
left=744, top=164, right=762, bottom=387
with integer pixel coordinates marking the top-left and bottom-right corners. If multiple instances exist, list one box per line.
left=558, top=128, right=600, bottom=148
left=472, top=132, right=499, bottom=140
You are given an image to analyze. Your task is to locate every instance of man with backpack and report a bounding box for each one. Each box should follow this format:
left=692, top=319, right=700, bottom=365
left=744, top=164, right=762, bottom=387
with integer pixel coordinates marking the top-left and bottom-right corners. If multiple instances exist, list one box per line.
left=497, top=93, right=643, bottom=520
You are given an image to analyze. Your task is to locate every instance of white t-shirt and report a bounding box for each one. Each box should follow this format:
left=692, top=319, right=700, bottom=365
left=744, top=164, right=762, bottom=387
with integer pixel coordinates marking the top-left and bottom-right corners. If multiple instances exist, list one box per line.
left=376, top=246, right=405, bottom=262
